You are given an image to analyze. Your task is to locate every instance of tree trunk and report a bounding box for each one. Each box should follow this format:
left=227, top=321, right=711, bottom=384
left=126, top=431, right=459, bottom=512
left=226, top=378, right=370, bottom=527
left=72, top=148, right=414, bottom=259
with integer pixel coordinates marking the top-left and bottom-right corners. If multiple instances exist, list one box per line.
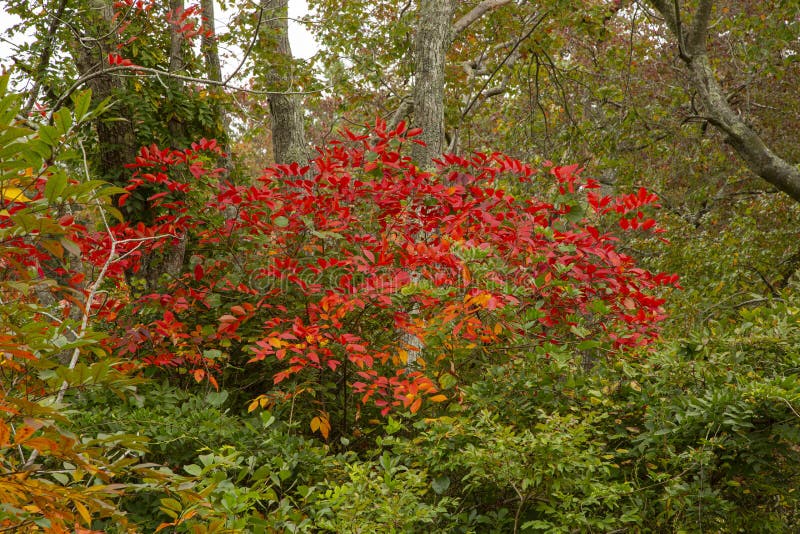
left=200, top=0, right=223, bottom=84
left=648, top=0, right=800, bottom=203
left=167, top=0, right=189, bottom=145
left=260, top=0, right=308, bottom=164
left=411, top=0, right=455, bottom=166
left=200, top=0, right=234, bottom=178
left=69, top=0, right=138, bottom=186
left=168, top=0, right=186, bottom=72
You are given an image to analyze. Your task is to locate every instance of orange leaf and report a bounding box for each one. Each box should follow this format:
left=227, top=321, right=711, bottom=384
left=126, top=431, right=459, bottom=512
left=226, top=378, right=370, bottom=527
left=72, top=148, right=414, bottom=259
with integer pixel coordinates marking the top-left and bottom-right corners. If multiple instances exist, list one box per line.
left=155, top=520, right=178, bottom=533
left=410, top=397, right=423, bottom=414
left=192, top=369, right=205, bottom=382
left=25, top=437, right=59, bottom=453
left=207, top=373, right=219, bottom=390
left=0, top=420, right=10, bottom=447
left=310, top=412, right=330, bottom=439
left=14, top=424, right=36, bottom=444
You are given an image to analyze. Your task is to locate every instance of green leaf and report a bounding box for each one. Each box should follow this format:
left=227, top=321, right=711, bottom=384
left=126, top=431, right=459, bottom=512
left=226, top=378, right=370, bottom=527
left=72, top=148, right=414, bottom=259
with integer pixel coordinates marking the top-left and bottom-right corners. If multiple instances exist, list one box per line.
left=202, top=349, right=223, bottom=360
left=576, top=340, right=601, bottom=351
left=53, top=109, right=73, bottom=135
left=44, top=172, right=67, bottom=202
left=71, top=90, right=93, bottom=120
left=60, top=238, right=82, bottom=257
left=38, top=125, right=60, bottom=146
left=431, top=475, right=450, bottom=494
left=184, top=464, right=202, bottom=476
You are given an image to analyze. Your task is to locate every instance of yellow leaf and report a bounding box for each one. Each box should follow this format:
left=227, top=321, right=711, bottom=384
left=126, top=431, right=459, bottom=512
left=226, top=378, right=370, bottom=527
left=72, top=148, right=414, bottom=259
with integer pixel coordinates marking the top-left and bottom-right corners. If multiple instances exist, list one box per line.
left=310, top=411, right=330, bottom=439
left=247, top=399, right=260, bottom=413
left=461, top=264, right=471, bottom=285
left=74, top=500, right=91, bottom=525
left=2, top=186, right=31, bottom=203
left=397, top=349, right=408, bottom=365
left=429, top=394, right=448, bottom=403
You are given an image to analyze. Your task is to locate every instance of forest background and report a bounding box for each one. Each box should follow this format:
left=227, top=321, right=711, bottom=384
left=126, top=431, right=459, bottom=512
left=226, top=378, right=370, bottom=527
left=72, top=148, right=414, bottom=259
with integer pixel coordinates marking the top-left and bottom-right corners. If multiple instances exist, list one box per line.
left=0, top=0, right=799, bottom=532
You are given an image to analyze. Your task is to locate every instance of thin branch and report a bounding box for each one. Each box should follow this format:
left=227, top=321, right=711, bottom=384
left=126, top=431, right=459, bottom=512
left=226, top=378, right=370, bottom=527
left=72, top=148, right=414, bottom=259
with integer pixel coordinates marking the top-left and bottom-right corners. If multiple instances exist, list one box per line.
left=460, top=11, right=547, bottom=120
left=672, top=0, right=691, bottom=61
left=21, top=140, right=173, bottom=469
left=647, top=0, right=677, bottom=34
left=49, top=63, right=325, bottom=122
left=21, top=0, right=70, bottom=117
left=223, top=3, right=266, bottom=86
left=775, top=397, right=800, bottom=419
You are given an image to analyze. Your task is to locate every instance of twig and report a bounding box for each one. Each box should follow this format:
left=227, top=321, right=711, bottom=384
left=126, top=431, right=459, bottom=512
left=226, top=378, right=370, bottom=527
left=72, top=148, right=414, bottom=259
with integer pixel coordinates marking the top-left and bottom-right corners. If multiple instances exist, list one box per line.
left=460, top=11, right=547, bottom=120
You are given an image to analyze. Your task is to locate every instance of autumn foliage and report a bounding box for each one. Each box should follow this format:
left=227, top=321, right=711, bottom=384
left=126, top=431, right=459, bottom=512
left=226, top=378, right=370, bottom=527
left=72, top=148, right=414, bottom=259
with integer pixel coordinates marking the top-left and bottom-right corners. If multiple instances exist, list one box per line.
left=116, top=118, right=678, bottom=430
left=0, top=73, right=678, bottom=528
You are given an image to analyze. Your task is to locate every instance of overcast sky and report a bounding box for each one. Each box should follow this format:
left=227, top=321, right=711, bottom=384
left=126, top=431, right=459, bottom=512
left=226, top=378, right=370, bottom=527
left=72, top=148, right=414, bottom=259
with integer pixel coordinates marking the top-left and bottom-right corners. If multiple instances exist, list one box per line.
left=0, top=0, right=319, bottom=71
left=286, top=0, right=318, bottom=59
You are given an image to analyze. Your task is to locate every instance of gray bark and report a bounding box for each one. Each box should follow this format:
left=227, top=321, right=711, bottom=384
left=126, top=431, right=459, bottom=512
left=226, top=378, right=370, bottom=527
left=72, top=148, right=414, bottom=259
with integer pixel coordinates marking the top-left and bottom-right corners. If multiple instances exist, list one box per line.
left=412, top=0, right=455, bottom=166
left=200, top=0, right=234, bottom=181
left=260, top=0, right=308, bottom=164
left=168, top=0, right=186, bottom=73
left=167, top=0, right=189, bottom=146
left=69, top=0, right=138, bottom=185
left=648, top=0, right=800, bottom=203
left=200, top=0, right=223, bottom=84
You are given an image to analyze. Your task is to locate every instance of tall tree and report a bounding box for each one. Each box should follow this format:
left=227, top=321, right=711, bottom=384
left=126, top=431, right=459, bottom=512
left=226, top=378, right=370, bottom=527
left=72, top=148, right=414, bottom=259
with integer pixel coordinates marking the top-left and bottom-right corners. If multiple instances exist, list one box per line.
left=67, top=0, right=139, bottom=186
left=411, top=0, right=455, bottom=164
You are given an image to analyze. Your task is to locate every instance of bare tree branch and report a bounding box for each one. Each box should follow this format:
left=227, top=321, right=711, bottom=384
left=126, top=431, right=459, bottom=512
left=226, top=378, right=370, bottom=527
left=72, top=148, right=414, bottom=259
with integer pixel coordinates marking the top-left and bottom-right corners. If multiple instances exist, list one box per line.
left=460, top=11, right=546, bottom=121
left=21, top=0, right=70, bottom=117
left=648, top=0, right=800, bottom=203
left=49, top=63, right=325, bottom=123
left=450, top=0, right=513, bottom=42
left=686, top=0, right=713, bottom=54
